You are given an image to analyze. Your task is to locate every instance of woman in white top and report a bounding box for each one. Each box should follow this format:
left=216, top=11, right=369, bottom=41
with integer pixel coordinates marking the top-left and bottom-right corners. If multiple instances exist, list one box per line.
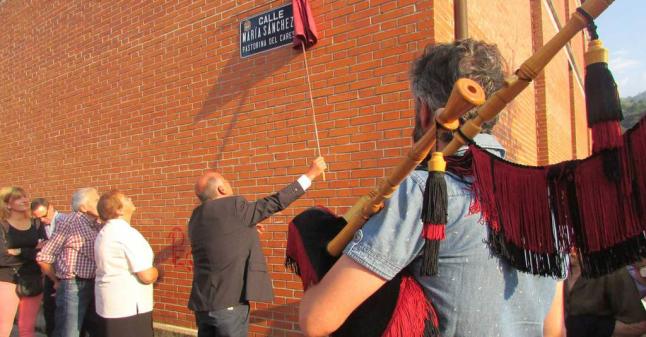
left=95, top=190, right=158, bottom=337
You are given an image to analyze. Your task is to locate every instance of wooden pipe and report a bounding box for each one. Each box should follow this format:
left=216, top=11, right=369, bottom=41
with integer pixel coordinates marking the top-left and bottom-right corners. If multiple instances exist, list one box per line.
left=442, top=0, right=614, bottom=156
left=326, top=79, right=485, bottom=256
left=326, top=0, right=615, bottom=257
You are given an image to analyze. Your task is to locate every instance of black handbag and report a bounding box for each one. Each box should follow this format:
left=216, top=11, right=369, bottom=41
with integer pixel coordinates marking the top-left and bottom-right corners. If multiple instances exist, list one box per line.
left=0, top=221, right=44, bottom=297
left=12, top=265, right=44, bottom=297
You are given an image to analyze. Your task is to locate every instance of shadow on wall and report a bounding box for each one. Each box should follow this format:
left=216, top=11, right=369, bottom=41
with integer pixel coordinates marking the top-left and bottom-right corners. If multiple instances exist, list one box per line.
left=193, top=43, right=299, bottom=169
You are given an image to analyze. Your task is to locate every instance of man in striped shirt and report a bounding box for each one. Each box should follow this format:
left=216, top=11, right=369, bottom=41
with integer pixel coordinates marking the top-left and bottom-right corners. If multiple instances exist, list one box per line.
left=37, top=188, right=102, bottom=337
left=31, top=198, right=73, bottom=337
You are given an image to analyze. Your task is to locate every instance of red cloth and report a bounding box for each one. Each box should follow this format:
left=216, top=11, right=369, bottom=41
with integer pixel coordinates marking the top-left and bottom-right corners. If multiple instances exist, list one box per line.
left=292, top=0, right=318, bottom=48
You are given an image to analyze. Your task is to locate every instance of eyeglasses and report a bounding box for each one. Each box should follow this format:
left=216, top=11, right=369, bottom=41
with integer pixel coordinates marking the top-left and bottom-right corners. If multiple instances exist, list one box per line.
left=34, top=207, right=50, bottom=220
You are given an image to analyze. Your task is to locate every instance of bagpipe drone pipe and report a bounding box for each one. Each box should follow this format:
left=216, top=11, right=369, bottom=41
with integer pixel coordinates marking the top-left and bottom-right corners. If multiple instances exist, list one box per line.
left=286, top=0, right=630, bottom=336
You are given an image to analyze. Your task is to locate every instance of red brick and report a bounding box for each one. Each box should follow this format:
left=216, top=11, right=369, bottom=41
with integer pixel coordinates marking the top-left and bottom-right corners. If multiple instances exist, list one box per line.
left=0, top=1, right=590, bottom=335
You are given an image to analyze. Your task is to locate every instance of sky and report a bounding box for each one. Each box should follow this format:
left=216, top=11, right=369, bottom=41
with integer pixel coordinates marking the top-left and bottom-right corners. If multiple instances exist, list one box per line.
left=596, top=0, right=646, bottom=98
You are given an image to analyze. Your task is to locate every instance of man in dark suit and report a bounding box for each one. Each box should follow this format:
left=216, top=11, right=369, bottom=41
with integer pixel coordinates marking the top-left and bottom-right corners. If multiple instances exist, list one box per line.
left=188, top=157, right=326, bottom=337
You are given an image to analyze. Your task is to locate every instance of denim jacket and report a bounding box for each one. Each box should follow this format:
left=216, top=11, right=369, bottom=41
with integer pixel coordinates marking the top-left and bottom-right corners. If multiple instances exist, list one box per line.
left=344, top=134, right=557, bottom=337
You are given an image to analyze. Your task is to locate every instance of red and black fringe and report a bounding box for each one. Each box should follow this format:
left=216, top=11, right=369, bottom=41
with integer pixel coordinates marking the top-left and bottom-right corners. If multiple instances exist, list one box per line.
left=330, top=271, right=439, bottom=337
left=465, top=144, right=566, bottom=277
left=573, top=150, right=640, bottom=253
left=286, top=218, right=320, bottom=289
left=382, top=274, right=439, bottom=337
left=577, top=233, right=646, bottom=278
left=450, top=117, right=646, bottom=278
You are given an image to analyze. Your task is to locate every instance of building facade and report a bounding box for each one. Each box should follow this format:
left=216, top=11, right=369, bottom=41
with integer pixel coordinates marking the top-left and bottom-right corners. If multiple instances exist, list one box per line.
left=0, top=0, right=591, bottom=336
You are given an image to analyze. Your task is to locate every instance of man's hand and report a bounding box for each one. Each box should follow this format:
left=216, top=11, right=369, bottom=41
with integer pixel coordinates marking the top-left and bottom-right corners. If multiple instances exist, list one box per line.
left=256, top=224, right=265, bottom=234
left=305, top=157, right=327, bottom=181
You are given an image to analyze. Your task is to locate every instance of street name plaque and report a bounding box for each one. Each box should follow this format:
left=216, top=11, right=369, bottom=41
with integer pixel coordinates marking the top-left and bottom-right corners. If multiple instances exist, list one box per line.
left=240, top=4, right=294, bottom=58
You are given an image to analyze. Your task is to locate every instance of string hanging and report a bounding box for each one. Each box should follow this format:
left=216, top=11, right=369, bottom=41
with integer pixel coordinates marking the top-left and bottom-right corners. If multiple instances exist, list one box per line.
left=301, top=43, right=325, bottom=180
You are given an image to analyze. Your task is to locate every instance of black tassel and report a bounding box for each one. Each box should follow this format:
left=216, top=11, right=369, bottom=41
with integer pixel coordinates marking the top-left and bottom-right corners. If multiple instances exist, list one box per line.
left=585, top=62, right=623, bottom=125
left=584, top=37, right=624, bottom=154
left=421, top=238, right=441, bottom=276
left=422, top=171, right=448, bottom=225
left=420, top=153, right=448, bottom=276
left=582, top=19, right=622, bottom=126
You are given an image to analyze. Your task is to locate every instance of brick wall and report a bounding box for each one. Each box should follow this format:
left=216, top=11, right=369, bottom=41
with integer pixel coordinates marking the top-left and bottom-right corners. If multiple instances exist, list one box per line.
left=466, top=0, right=538, bottom=164
left=0, top=1, right=591, bottom=336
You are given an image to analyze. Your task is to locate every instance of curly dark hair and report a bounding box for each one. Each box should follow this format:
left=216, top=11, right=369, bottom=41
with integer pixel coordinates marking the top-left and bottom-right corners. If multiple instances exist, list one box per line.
left=410, top=39, right=506, bottom=141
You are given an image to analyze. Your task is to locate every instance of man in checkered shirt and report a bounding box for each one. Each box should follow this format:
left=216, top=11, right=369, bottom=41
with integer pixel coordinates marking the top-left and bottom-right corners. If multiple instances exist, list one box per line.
left=37, top=188, right=102, bottom=337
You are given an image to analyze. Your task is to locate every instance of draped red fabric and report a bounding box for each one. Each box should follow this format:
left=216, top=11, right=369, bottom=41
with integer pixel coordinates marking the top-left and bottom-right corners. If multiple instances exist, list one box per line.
left=292, top=0, right=318, bottom=48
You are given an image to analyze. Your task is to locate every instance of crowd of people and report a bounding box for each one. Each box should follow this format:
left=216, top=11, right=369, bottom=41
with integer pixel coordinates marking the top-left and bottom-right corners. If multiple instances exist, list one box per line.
left=1, top=38, right=645, bottom=337
left=0, top=156, right=327, bottom=337
left=0, top=187, right=157, bottom=337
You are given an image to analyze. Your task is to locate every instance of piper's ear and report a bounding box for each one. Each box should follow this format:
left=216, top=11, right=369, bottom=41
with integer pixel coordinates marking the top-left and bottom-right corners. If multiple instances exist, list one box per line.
left=419, top=101, right=432, bottom=131
left=217, top=184, right=227, bottom=196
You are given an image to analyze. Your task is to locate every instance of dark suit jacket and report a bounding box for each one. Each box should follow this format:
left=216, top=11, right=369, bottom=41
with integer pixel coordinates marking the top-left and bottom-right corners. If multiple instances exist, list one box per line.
left=188, top=180, right=305, bottom=311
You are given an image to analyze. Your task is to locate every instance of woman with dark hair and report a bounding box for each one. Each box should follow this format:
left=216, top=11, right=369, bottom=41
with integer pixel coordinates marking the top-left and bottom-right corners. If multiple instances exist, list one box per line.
left=0, top=187, right=45, bottom=337
left=94, top=190, right=158, bottom=337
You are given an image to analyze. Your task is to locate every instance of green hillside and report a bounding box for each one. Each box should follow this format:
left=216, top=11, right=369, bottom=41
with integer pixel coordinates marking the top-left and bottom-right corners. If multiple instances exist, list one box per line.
left=621, top=90, right=646, bottom=130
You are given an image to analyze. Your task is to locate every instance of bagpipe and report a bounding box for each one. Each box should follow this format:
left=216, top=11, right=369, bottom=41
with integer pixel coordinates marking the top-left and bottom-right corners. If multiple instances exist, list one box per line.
left=286, top=0, right=643, bottom=336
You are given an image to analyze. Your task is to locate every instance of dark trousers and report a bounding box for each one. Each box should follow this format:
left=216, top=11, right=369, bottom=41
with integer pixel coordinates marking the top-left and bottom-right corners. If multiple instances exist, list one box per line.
left=98, top=311, right=153, bottom=337
left=43, top=277, right=57, bottom=337
left=565, top=314, right=615, bottom=337
left=195, top=303, right=250, bottom=337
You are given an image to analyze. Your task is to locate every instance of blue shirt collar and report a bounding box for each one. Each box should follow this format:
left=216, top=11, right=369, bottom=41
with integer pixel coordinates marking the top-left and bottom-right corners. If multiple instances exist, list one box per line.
left=454, top=133, right=505, bottom=159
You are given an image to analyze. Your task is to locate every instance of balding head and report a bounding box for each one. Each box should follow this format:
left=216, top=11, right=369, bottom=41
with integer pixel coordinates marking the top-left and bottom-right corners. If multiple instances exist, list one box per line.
left=195, top=171, right=233, bottom=202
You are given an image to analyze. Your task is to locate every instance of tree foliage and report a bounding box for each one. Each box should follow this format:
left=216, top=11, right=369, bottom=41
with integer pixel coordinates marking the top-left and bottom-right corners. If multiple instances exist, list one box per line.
left=621, top=91, right=646, bottom=130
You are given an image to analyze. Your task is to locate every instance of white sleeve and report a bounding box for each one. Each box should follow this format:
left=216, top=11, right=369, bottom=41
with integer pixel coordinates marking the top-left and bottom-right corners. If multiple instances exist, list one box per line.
left=122, top=228, right=154, bottom=273
left=297, top=174, right=312, bottom=190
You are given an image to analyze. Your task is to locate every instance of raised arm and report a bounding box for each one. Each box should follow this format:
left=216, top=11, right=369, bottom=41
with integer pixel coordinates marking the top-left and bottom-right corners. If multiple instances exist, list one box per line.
left=239, top=157, right=326, bottom=226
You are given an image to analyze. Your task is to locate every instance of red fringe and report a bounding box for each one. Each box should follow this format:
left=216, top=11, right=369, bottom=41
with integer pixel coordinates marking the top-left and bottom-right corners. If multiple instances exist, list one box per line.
left=452, top=119, right=646, bottom=275
left=575, top=155, right=640, bottom=252
left=494, top=161, right=554, bottom=253
left=286, top=220, right=319, bottom=289
left=592, top=121, right=623, bottom=153
left=547, top=162, right=578, bottom=252
left=423, top=224, right=446, bottom=240
left=470, top=145, right=554, bottom=253
left=382, top=275, right=435, bottom=337
left=470, top=145, right=498, bottom=231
